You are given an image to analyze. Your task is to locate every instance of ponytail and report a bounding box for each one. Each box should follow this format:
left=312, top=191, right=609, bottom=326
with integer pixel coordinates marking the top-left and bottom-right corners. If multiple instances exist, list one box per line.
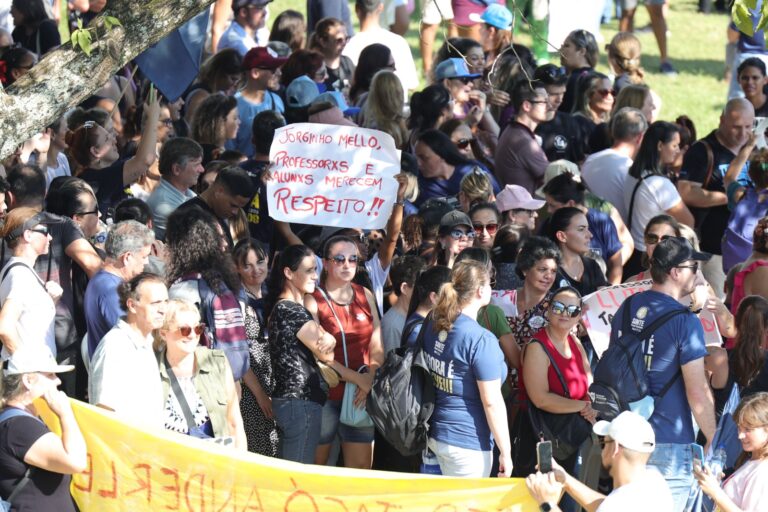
left=431, top=260, right=489, bottom=333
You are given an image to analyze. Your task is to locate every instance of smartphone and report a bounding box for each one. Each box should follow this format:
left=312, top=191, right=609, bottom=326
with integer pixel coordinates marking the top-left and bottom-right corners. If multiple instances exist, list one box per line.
left=691, top=443, right=705, bottom=472
left=537, top=441, right=553, bottom=474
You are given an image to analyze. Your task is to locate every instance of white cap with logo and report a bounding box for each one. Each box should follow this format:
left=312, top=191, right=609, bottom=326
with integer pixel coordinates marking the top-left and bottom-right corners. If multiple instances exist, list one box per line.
left=3, top=345, right=74, bottom=376
left=592, top=411, right=656, bottom=453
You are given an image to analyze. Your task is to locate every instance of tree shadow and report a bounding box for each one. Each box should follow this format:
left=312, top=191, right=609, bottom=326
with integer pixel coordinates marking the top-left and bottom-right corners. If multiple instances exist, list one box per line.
left=641, top=54, right=726, bottom=81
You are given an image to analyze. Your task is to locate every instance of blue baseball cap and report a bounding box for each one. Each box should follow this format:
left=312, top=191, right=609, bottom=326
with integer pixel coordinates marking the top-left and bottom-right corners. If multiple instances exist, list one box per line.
left=313, top=91, right=361, bottom=116
left=469, top=4, right=514, bottom=31
left=435, top=58, right=482, bottom=81
left=286, top=76, right=320, bottom=108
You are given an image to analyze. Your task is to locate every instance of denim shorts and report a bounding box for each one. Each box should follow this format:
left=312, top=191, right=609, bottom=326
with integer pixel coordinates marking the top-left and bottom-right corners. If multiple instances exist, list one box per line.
left=272, top=398, right=323, bottom=464
left=318, top=399, right=375, bottom=444
left=647, top=443, right=698, bottom=512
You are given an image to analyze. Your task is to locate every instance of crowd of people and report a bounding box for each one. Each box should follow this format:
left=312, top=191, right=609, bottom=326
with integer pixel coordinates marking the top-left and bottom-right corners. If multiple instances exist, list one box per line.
left=0, top=0, right=767, bottom=511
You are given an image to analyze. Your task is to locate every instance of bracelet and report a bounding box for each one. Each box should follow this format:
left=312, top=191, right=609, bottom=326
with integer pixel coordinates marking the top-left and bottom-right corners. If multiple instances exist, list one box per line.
left=394, top=200, right=405, bottom=206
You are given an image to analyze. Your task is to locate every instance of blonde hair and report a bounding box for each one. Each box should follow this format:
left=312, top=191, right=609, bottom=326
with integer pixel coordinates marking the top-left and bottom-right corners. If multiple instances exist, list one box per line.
left=154, top=299, right=200, bottom=351
left=363, top=71, right=407, bottom=149
left=432, top=260, right=489, bottom=332
left=459, top=167, right=493, bottom=208
left=613, top=84, right=650, bottom=114
left=678, top=224, right=701, bottom=251
left=733, top=392, right=768, bottom=463
left=607, top=32, right=644, bottom=84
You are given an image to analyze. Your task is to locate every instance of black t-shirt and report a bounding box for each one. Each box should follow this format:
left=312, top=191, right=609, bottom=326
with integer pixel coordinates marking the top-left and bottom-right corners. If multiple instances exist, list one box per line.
left=80, top=160, right=128, bottom=220
left=325, top=55, right=356, bottom=92
left=587, top=122, right=612, bottom=155
left=755, top=98, right=768, bottom=118
left=560, top=67, right=592, bottom=114
left=679, top=130, right=737, bottom=254
left=176, top=196, right=234, bottom=249
left=555, top=255, right=608, bottom=296
left=713, top=350, right=768, bottom=418
left=12, top=20, right=60, bottom=55
left=268, top=300, right=328, bottom=404
left=239, top=160, right=274, bottom=250
left=535, top=111, right=587, bottom=163
left=0, top=413, right=76, bottom=512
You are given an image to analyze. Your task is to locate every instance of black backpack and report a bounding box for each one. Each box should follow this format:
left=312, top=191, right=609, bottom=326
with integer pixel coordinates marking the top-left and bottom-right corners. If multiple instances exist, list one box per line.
left=589, top=295, right=687, bottom=421
left=366, top=316, right=435, bottom=456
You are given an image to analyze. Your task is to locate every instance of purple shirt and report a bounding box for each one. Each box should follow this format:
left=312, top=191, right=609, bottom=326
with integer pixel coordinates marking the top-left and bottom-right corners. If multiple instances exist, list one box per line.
left=494, top=121, right=549, bottom=194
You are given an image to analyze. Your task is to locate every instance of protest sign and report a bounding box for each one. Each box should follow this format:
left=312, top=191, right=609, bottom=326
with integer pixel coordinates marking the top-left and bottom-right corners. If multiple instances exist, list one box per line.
left=38, top=399, right=538, bottom=511
left=491, top=289, right=519, bottom=319
left=582, top=280, right=723, bottom=358
left=267, top=123, right=401, bottom=230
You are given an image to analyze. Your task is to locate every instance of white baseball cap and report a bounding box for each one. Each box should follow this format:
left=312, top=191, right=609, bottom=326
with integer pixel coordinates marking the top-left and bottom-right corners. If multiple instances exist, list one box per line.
left=3, top=345, right=74, bottom=376
left=592, top=411, right=656, bottom=453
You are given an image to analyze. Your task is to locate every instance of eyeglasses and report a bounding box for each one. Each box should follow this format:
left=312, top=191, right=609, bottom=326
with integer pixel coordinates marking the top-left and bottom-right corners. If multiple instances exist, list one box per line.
left=177, top=324, right=206, bottom=337
left=159, top=118, right=174, bottom=127
left=550, top=300, right=582, bottom=318
left=529, top=100, right=549, bottom=104
left=643, top=233, right=672, bottom=246
left=676, top=262, right=699, bottom=273
left=511, top=209, right=536, bottom=217
left=75, top=208, right=100, bottom=216
left=329, top=254, right=359, bottom=265
left=473, top=223, right=499, bottom=236
left=29, top=226, right=48, bottom=236
left=449, top=228, right=476, bottom=240
left=595, top=89, right=614, bottom=97
left=455, top=138, right=474, bottom=150
left=452, top=76, right=474, bottom=84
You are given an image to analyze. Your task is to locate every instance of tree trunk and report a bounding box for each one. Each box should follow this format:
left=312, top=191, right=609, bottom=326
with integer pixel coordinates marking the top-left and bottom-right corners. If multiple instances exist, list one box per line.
left=0, top=0, right=215, bottom=159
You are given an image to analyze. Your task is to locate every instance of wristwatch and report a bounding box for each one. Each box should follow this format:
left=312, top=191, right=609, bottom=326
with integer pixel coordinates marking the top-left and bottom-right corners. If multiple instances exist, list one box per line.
left=539, top=503, right=554, bottom=512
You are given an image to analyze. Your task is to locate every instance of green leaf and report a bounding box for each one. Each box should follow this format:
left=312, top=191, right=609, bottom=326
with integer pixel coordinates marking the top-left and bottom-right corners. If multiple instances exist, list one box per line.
left=80, top=30, right=92, bottom=56
left=733, top=2, right=755, bottom=36
left=758, top=14, right=768, bottom=33
left=76, top=18, right=83, bottom=30
left=105, top=16, right=122, bottom=27
left=741, top=0, right=758, bottom=10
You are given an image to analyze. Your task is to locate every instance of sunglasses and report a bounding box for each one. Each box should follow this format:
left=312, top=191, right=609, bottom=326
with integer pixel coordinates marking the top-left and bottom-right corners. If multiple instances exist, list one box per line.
left=595, top=89, right=614, bottom=97
left=473, top=223, right=499, bottom=236
left=676, top=262, right=699, bottom=273
left=75, top=208, right=100, bottom=217
left=329, top=254, right=359, bottom=265
left=455, top=138, right=474, bottom=150
left=644, top=233, right=672, bottom=246
left=550, top=300, right=582, bottom=318
left=160, top=118, right=174, bottom=127
left=449, top=228, right=476, bottom=240
left=177, top=324, right=205, bottom=337
left=29, top=226, right=49, bottom=236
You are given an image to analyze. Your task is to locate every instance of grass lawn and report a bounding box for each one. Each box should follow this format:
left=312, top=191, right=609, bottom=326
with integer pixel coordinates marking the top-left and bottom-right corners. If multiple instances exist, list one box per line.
left=282, top=0, right=732, bottom=133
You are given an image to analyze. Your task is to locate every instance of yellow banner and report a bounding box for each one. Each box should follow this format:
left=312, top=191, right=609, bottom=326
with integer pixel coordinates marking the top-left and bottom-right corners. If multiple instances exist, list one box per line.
left=38, top=399, right=538, bottom=511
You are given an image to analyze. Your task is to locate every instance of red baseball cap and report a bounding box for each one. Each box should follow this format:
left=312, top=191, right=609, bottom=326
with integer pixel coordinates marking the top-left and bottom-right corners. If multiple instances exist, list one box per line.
left=242, top=46, right=288, bottom=71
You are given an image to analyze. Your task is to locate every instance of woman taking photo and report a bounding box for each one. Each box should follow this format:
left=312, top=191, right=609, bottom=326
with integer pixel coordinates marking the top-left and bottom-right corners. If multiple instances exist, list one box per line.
left=305, top=235, right=384, bottom=469
left=190, top=94, right=240, bottom=166
left=547, top=207, right=608, bottom=296
left=157, top=299, right=247, bottom=449
left=0, top=208, right=60, bottom=359
left=559, top=29, right=599, bottom=114
left=233, top=238, right=278, bottom=457
left=623, top=121, right=694, bottom=278
left=266, top=245, right=336, bottom=464
left=0, top=345, right=86, bottom=510
left=431, top=210, right=476, bottom=268
left=695, top=392, right=768, bottom=511
left=68, top=90, right=160, bottom=219
left=414, top=129, right=500, bottom=206
left=516, top=286, right=595, bottom=479
left=422, top=260, right=510, bottom=477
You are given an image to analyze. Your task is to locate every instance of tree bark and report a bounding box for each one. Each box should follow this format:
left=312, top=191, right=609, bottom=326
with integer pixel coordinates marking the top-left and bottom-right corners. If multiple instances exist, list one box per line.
left=0, top=0, right=215, bottom=159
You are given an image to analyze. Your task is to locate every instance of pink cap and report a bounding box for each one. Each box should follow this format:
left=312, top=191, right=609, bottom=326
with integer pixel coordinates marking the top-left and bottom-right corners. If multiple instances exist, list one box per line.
left=495, top=184, right=546, bottom=212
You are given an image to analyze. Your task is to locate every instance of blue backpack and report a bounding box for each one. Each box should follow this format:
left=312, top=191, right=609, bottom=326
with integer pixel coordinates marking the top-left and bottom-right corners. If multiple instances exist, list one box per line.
left=722, top=187, right=768, bottom=273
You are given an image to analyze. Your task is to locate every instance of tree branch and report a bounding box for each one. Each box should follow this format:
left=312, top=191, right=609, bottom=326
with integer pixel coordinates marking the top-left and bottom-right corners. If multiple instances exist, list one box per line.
left=0, top=0, right=215, bottom=159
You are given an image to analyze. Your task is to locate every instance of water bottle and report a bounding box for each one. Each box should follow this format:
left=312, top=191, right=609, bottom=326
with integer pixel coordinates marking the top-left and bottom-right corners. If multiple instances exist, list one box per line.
left=420, top=448, right=442, bottom=475
left=708, top=445, right=727, bottom=480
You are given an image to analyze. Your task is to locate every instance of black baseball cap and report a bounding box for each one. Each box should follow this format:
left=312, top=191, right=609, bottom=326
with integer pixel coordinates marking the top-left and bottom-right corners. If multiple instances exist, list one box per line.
left=651, top=237, right=711, bottom=272
left=534, top=64, right=568, bottom=86
left=439, top=210, right=472, bottom=234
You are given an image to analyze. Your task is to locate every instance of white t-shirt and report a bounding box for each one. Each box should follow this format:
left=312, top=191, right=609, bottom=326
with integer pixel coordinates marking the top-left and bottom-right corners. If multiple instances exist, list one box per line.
left=342, top=27, right=418, bottom=92
left=88, top=320, right=165, bottom=428
left=0, top=258, right=56, bottom=360
left=581, top=148, right=633, bottom=219
left=623, top=172, right=683, bottom=251
left=722, top=459, right=768, bottom=511
left=596, top=470, right=673, bottom=511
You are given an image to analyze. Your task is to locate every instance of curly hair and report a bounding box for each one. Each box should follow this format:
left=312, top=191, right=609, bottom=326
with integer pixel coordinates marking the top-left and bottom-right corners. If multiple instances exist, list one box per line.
left=191, top=93, right=237, bottom=145
left=165, top=206, right=241, bottom=294
left=516, top=236, right=561, bottom=278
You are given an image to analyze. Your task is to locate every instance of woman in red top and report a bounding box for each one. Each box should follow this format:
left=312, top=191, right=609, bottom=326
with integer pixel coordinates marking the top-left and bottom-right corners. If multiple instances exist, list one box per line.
left=305, top=235, right=384, bottom=469
left=514, top=286, right=595, bottom=478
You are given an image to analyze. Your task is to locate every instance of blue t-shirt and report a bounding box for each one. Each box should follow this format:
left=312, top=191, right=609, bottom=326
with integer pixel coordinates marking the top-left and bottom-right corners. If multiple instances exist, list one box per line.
left=84, top=270, right=125, bottom=357
left=404, top=312, right=425, bottom=348
left=422, top=314, right=507, bottom=451
left=586, top=208, right=621, bottom=261
left=415, top=162, right=501, bottom=207
left=227, top=90, right=285, bottom=157
left=610, top=290, right=708, bottom=444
